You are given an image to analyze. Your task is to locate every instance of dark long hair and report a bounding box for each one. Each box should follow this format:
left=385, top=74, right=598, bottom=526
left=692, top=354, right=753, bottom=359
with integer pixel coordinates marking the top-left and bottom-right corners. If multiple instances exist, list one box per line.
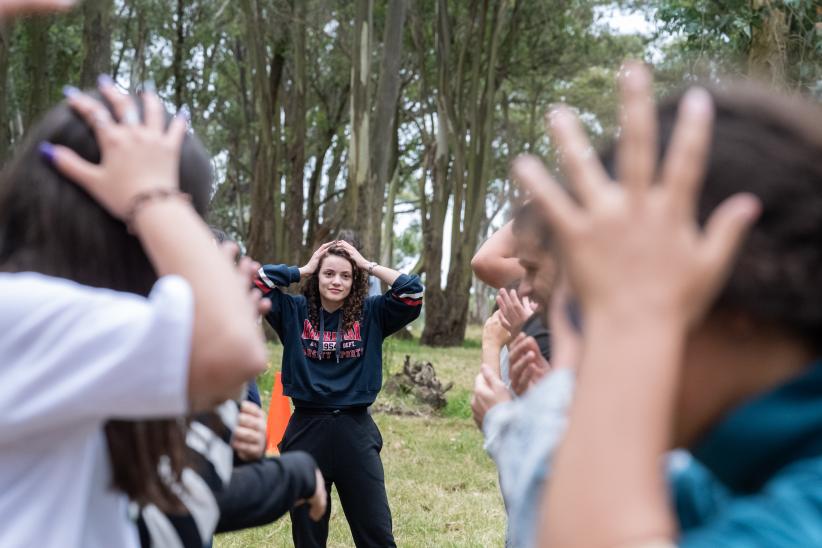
left=302, top=247, right=368, bottom=333
left=601, top=82, right=822, bottom=349
left=0, top=91, right=212, bottom=511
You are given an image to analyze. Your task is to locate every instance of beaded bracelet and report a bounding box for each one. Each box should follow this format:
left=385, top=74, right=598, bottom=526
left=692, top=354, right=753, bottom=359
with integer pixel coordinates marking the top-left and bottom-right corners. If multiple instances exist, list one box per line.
left=125, top=189, right=192, bottom=233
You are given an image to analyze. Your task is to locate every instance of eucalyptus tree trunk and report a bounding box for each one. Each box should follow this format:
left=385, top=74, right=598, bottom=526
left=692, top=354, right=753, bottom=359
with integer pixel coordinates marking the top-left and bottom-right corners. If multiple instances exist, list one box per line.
left=421, top=0, right=510, bottom=346
left=24, top=17, right=51, bottom=129
left=344, top=0, right=372, bottom=236
left=0, top=21, right=12, bottom=162
left=285, top=0, right=307, bottom=264
left=172, top=0, right=186, bottom=108
left=241, top=0, right=285, bottom=263
left=365, top=0, right=407, bottom=260
left=79, top=0, right=113, bottom=89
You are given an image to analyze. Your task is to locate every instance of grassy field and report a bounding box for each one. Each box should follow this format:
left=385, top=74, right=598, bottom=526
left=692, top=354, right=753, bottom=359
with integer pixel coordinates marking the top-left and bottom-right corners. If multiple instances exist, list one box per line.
left=215, top=326, right=506, bottom=547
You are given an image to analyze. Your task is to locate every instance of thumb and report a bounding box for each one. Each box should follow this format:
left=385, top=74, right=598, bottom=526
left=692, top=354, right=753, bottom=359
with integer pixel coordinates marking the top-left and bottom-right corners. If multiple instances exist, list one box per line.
left=701, top=193, right=761, bottom=282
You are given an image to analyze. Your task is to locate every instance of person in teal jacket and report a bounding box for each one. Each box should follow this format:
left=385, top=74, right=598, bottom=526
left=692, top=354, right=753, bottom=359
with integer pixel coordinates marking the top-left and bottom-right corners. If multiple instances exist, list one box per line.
left=509, top=63, right=822, bottom=547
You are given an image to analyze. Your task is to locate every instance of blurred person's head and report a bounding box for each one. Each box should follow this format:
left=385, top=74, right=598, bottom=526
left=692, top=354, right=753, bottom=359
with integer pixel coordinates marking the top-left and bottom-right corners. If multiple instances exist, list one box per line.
left=0, top=90, right=213, bottom=511
left=335, top=228, right=362, bottom=249
left=512, top=201, right=558, bottom=305
left=601, top=82, right=822, bottom=448
left=302, top=244, right=368, bottom=332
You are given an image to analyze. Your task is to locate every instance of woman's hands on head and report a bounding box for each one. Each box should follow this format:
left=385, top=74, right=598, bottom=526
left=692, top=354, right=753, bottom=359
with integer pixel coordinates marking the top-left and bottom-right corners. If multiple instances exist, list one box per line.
left=513, top=63, right=760, bottom=328
left=299, top=242, right=336, bottom=278
left=46, top=79, right=189, bottom=222
left=44, top=75, right=268, bottom=412
left=334, top=240, right=370, bottom=270
left=300, top=240, right=371, bottom=278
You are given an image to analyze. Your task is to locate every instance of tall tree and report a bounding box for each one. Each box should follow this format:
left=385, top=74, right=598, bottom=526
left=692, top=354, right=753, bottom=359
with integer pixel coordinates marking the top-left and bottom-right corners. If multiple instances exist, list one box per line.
left=241, top=0, right=286, bottom=264
left=24, top=17, right=52, bottom=128
left=364, top=0, right=407, bottom=260
left=79, top=0, right=113, bottom=88
left=0, top=21, right=13, bottom=162
left=286, top=0, right=307, bottom=265
left=420, top=0, right=511, bottom=346
left=344, top=0, right=373, bottom=235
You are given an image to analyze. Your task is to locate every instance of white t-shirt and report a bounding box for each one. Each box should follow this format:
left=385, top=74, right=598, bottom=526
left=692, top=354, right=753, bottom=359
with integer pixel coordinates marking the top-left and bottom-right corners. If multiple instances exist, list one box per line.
left=0, top=273, right=194, bottom=548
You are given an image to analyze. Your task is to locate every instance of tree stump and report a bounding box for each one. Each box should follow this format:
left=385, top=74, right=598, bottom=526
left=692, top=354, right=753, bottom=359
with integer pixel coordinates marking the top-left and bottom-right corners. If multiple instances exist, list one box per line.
left=383, top=355, right=454, bottom=410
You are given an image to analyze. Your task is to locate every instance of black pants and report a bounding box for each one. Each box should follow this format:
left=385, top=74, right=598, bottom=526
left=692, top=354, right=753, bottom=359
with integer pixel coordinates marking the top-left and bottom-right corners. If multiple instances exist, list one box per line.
left=280, top=408, right=396, bottom=548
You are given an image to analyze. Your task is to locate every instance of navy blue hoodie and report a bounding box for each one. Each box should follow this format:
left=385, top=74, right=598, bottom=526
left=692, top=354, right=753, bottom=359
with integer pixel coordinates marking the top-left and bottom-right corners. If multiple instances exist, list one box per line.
left=256, top=265, right=423, bottom=407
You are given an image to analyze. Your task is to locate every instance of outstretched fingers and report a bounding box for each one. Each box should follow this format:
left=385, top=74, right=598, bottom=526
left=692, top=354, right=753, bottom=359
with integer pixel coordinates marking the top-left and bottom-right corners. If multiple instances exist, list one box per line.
left=64, top=90, right=115, bottom=144
left=547, top=107, right=611, bottom=206
left=661, top=88, right=715, bottom=220
left=98, top=76, right=140, bottom=125
left=512, top=155, right=581, bottom=236
left=616, top=62, right=657, bottom=201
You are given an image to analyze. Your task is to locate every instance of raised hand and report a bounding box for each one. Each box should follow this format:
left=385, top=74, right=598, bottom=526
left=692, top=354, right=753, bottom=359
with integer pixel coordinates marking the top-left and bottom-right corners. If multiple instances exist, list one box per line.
left=299, top=241, right=336, bottom=278
left=231, top=401, right=267, bottom=462
left=334, top=240, right=370, bottom=270
left=46, top=79, right=188, bottom=221
left=471, top=364, right=512, bottom=429
left=482, top=310, right=512, bottom=349
left=508, top=333, right=550, bottom=395
left=513, top=63, right=760, bottom=328
left=496, top=288, right=537, bottom=338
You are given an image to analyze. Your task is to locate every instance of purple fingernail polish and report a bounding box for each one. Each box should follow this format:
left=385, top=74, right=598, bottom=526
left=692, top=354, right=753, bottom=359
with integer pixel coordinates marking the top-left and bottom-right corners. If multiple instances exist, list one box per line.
left=62, top=85, right=80, bottom=98
left=97, top=74, right=114, bottom=87
left=178, top=104, right=190, bottom=121
left=38, top=142, right=55, bottom=165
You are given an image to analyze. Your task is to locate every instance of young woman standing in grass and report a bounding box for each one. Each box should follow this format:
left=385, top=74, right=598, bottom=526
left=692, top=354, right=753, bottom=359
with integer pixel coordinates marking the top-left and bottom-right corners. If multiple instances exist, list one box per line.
left=255, top=239, right=423, bottom=547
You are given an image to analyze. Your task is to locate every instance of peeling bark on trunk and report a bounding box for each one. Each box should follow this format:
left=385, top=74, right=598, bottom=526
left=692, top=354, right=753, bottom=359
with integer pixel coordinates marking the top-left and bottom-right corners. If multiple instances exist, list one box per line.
left=345, top=0, right=372, bottom=237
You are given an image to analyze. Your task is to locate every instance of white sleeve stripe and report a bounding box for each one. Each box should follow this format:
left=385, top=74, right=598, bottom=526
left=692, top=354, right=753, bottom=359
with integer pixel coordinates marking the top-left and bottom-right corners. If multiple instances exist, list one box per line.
left=142, top=505, right=186, bottom=548
left=187, top=422, right=234, bottom=485
left=215, top=400, right=239, bottom=436
left=397, top=292, right=423, bottom=300
left=257, top=267, right=275, bottom=288
left=179, top=468, right=221, bottom=542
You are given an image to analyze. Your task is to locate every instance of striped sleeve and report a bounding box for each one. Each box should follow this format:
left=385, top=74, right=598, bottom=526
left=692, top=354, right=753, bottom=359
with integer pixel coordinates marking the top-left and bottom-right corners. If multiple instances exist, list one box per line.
left=136, top=400, right=238, bottom=548
left=255, top=264, right=303, bottom=334
left=376, top=274, right=424, bottom=336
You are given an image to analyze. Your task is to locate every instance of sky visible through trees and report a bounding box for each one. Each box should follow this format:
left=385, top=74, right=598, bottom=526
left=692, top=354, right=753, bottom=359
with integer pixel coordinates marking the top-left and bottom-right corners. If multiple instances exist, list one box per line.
left=1, top=0, right=819, bottom=344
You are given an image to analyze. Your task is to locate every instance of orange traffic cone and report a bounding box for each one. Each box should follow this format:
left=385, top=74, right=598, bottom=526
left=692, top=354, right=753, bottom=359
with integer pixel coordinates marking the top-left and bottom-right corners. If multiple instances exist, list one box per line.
left=265, top=372, right=292, bottom=456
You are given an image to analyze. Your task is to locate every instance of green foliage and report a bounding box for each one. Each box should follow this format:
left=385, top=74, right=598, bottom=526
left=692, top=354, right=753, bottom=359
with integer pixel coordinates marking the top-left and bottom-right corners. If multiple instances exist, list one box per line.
left=441, top=388, right=473, bottom=420
left=649, top=0, right=821, bottom=95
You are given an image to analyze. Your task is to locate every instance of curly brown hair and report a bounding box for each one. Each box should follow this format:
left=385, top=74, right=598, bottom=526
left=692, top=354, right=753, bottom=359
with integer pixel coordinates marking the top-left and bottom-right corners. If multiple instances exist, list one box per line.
left=302, top=247, right=369, bottom=333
